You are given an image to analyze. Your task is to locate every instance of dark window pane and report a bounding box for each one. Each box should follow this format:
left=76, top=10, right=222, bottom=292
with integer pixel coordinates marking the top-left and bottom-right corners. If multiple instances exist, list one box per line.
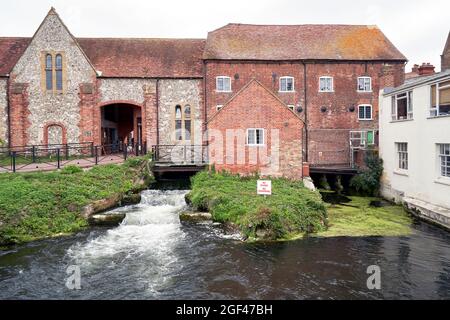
left=56, top=70, right=63, bottom=90
left=175, top=120, right=182, bottom=140
left=365, top=106, right=371, bottom=119
left=55, top=54, right=62, bottom=69
left=359, top=106, right=365, bottom=119
left=184, top=120, right=191, bottom=140
left=46, top=70, right=53, bottom=90
left=46, top=54, right=52, bottom=69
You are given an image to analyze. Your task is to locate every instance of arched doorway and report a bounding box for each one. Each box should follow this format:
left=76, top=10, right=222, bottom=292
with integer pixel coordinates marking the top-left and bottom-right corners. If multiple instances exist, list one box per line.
left=100, top=103, right=143, bottom=147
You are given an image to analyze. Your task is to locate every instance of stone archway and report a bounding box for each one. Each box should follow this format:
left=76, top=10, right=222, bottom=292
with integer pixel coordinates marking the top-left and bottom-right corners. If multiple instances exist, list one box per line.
left=99, top=102, right=143, bottom=147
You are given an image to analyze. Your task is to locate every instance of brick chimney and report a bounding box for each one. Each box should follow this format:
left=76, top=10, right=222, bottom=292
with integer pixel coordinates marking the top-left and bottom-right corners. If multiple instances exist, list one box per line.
left=418, top=62, right=435, bottom=76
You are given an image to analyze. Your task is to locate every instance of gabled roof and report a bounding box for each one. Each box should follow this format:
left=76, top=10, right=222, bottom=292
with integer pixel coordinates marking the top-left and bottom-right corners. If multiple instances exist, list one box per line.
left=78, top=38, right=205, bottom=78
left=207, top=78, right=304, bottom=124
left=442, top=31, right=450, bottom=56
left=0, top=37, right=30, bottom=76
left=204, top=23, right=407, bottom=61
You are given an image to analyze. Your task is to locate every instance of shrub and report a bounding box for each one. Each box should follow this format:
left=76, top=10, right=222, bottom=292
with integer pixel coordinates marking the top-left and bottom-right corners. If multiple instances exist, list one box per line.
left=188, top=171, right=328, bottom=240
left=350, top=150, right=383, bottom=196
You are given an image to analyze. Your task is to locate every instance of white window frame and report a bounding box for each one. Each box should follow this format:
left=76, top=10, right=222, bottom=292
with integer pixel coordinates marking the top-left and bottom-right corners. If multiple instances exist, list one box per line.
left=430, top=81, right=450, bottom=117
left=216, top=104, right=223, bottom=111
left=319, top=76, right=334, bottom=92
left=279, top=76, right=295, bottom=92
left=216, top=76, right=232, bottom=92
left=246, top=128, right=265, bottom=146
left=287, top=104, right=295, bottom=111
left=357, top=77, right=372, bottom=92
left=358, top=104, right=373, bottom=120
left=396, top=142, right=408, bottom=170
left=438, top=144, right=450, bottom=178
left=391, top=91, right=413, bottom=121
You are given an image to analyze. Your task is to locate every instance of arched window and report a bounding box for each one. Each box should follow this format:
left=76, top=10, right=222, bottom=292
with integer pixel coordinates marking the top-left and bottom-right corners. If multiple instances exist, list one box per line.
left=47, top=124, right=63, bottom=145
left=55, top=54, right=63, bottom=91
left=174, top=104, right=192, bottom=141
left=45, top=54, right=53, bottom=90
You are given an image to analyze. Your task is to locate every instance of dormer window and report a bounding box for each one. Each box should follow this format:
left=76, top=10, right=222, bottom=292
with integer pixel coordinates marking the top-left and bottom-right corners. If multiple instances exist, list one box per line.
left=216, top=76, right=231, bottom=92
left=279, top=76, right=294, bottom=92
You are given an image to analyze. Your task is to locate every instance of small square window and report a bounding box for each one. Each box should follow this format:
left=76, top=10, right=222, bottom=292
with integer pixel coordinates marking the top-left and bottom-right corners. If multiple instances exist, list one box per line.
left=319, top=77, right=333, bottom=92
left=438, top=144, right=450, bottom=177
left=358, top=105, right=372, bottom=120
left=279, top=77, right=294, bottom=92
left=247, top=128, right=264, bottom=146
left=216, top=105, right=223, bottom=111
left=357, top=77, right=372, bottom=92
left=216, top=76, right=231, bottom=92
left=288, top=105, right=295, bottom=111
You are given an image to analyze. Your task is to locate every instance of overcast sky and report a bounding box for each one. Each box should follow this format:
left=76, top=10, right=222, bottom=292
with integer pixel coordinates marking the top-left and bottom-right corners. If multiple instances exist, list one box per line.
left=1, top=0, right=448, bottom=71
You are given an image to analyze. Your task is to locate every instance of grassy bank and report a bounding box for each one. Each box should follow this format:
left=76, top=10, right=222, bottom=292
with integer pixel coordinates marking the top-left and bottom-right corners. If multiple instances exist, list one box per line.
left=186, top=171, right=328, bottom=240
left=0, top=157, right=152, bottom=246
left=315, top=193, right=412, bottom=237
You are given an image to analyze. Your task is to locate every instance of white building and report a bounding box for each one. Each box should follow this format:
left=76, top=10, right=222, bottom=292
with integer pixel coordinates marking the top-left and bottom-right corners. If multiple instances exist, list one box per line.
left=379, top=70, right=450, bottom=229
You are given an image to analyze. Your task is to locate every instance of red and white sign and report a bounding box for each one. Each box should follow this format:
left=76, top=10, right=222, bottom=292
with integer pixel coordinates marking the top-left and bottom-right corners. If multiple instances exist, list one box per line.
left=257, top=180, right=272, bottom=195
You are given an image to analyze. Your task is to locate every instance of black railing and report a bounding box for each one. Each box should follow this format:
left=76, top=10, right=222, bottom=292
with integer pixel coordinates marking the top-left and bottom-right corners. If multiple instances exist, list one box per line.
left=152, top=144, right=208, bottom=165
left=0, top=141, right=147, bottom=173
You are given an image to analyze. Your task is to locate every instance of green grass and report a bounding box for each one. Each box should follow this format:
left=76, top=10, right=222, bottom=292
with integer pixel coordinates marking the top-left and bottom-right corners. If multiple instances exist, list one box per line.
left=0, top=157, right=152, bottom=245
left=186, top=171, right=328, bottom=240
left=315, top=195, right=413, bottom=237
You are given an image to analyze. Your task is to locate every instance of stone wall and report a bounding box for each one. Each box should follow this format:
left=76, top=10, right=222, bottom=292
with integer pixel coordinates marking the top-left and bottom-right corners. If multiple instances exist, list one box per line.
left=0, top=79, right=7, bottom=145
left=99, top=79, right=156, bottom=105
left=10, top=12, right=95, bottom=145
left=158, top=79, right=203, bottom=146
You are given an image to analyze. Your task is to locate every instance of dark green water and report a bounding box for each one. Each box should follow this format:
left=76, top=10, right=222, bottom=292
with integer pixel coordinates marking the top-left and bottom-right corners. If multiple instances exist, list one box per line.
left=0, top=190, right=449, bottom=299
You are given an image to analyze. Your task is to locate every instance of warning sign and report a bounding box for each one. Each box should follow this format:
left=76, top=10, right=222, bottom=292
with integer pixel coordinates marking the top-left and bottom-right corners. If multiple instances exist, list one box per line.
left=257, top=180, right=272, bottom=195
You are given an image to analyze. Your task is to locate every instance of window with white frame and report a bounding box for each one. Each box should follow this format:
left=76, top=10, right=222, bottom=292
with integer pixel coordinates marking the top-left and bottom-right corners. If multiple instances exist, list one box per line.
left=358, top=104, right=372, bottom=120
left=357, top=77, right=372, bottom=92
left=288, top=104, right=295, bottom=111
left=319, top=76, right=333, bottom=92
left=247, top=128, right=264, bottom=146
left=396, top=142, right=408, bottom=170
left=216, top=76, right=231, bottom=92
left=391, top=91, right=413, bottom=121
left=279, top=76, right=294, bottom=92
left=430, top=80, right=450, bottom=117
left=438, top=144, right=450, bottom=177
left=216, top=105, right=223, bottom=111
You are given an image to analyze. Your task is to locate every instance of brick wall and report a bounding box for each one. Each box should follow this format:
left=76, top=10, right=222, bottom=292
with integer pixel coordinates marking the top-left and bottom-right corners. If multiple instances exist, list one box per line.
left=208, top=80, right=303, bottom=179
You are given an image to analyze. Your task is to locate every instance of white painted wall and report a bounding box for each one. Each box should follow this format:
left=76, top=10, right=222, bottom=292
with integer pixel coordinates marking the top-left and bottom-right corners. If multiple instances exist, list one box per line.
left=379, top=82, right=450, bottom=210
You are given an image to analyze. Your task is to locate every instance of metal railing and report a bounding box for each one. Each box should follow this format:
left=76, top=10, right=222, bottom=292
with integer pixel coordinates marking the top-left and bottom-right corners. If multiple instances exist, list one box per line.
left=152, top=144, right=208, bottom=165
left=0, top=141, right=147, bottom=173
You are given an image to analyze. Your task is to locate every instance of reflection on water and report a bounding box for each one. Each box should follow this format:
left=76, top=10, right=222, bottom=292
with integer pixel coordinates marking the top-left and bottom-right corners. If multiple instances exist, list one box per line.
left=0, top=190, right=449, bottom=299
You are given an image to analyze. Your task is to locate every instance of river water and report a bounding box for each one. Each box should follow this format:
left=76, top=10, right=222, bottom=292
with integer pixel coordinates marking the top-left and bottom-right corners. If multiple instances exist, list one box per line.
left=0, top=189, right=449, bottom=299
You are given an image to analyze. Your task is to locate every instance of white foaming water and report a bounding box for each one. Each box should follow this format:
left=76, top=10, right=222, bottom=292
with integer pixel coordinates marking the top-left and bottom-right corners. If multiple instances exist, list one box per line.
left=67, top=190, right=188, bottom=280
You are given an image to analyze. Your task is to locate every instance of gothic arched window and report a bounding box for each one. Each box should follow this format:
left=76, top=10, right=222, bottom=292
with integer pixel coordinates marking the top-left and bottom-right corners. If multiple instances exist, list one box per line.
left=55, top=54, right=63, bottom=91
left=174, top=104, right=192, bottom=141
left=45, top=54, right=53, bottom=90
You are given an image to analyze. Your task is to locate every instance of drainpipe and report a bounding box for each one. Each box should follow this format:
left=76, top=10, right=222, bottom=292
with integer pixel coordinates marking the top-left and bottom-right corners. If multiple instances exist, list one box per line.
left=302, top=62, right=308, bottom=162
left=5, top=76, right=11, bottom=148
left=156, top=79, right=160, bottom=146
left=203, top=60, right=208, bottom=157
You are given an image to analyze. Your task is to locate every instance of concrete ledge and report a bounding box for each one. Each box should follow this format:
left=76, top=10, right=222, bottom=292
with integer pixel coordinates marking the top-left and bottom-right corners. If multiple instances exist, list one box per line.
left=403, top=197, right=450, bottom=230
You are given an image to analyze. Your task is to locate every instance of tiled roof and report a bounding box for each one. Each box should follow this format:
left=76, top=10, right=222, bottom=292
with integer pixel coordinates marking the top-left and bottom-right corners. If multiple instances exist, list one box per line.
left=384, top=70, right=450, bottom=95
left=0, top=37, right=205, bottom=78
left=203, top=24, right=407, bottom=61
left=0, top=37, right=30, bottom=76
left=78, top=38, right=205, bottom=78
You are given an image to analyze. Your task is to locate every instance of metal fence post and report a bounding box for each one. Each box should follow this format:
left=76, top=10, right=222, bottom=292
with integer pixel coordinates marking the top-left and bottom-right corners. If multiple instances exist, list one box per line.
left=90, top=142, right=94, bottom=157
left=57, top=148, right=61, bottom=169
left=95, top=146, right=98, bottom=165
left=65, top=144, right=69, bottom=160
left=12, top=151, right=16, bottom=173
left=32, top=146, right=36, bottom=163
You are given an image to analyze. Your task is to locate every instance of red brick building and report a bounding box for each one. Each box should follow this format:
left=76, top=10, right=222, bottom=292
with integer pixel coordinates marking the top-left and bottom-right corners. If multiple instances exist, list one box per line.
left=0, top=8, right=407, bottom=179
